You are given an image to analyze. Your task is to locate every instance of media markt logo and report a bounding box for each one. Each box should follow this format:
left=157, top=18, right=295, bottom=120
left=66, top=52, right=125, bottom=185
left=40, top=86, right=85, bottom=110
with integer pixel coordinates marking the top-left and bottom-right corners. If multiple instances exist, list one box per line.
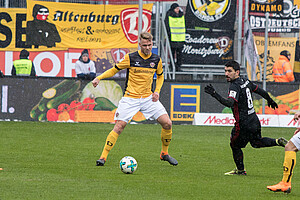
left=120, top=8, right=152, bottom=44
left=189, top=0, right=231, bottom=22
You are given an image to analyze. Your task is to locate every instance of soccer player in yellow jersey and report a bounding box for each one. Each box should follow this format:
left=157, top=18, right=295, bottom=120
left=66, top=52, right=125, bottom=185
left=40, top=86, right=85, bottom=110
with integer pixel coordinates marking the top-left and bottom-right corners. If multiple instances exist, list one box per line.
left=267, top=112, right=300, bottom=193
left=91, top=32, right=178, bottom=166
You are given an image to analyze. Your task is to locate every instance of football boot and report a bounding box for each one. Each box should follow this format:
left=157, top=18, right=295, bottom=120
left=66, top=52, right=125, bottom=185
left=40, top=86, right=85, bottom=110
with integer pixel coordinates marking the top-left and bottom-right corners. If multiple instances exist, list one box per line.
left=224, top=168, right=247, bottom=175
left=160, top=151, right=178, bottom=166
left=96, top=158, right=106, bottom=166
left=267, top=181, right=291, bottom=193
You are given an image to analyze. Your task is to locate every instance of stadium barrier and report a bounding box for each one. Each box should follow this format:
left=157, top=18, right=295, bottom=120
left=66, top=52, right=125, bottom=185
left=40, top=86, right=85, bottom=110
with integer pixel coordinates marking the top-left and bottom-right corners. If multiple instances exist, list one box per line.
left=193, top=113, right=299, bottom=128
left=0, top=77, right=299, bottom=123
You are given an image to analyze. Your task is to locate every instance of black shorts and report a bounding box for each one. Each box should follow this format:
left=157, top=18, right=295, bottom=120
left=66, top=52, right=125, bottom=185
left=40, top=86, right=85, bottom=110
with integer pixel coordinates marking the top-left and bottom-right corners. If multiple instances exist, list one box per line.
left=230, top=115, right=261, bottom=148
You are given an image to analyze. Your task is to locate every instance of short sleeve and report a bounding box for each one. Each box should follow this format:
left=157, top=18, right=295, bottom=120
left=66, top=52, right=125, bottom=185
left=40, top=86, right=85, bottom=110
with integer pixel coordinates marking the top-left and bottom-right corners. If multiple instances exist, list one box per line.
left=116, top=54, right=130, bottom=70
left=228, top=83, right=239, bottom=102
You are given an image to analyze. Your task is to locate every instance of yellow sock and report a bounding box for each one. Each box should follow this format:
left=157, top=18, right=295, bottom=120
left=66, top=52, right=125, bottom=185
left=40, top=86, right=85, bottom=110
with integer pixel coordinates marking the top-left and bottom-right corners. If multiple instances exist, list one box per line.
left=161, top=128, right=172, bottom=153
left=100, top=130, right=119, bottom=160
left=282, top=151, right=296, bottom=183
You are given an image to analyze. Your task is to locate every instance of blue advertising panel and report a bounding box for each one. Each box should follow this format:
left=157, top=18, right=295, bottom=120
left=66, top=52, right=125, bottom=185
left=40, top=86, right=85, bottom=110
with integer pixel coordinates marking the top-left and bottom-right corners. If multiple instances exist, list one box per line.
left=170, top=84, right=200, bottom=121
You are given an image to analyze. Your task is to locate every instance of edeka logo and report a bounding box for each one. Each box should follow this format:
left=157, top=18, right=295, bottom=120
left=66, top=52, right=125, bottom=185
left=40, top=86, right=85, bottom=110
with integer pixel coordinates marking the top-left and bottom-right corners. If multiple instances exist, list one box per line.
left=120, top=8, right=152, bottom=44
left=170, top=84, right=200, bottom=121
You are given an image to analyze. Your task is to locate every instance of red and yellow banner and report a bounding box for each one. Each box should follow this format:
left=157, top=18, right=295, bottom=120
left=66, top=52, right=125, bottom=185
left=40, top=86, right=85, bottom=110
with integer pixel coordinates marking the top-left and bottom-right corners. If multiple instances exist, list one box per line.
left=0, top=1, right=153, bottom=51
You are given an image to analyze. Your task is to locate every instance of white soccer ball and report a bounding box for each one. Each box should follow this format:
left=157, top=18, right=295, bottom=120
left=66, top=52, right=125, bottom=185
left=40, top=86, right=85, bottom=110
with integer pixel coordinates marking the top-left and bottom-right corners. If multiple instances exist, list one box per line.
left=119, top=156, right=138, bottom=174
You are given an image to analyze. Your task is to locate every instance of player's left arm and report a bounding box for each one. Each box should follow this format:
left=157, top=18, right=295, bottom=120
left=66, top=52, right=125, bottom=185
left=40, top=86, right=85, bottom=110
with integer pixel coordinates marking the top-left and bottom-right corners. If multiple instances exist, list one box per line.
left=253, top=82, right=278, bottom=109
left=153, top=59, right=164, bottom=102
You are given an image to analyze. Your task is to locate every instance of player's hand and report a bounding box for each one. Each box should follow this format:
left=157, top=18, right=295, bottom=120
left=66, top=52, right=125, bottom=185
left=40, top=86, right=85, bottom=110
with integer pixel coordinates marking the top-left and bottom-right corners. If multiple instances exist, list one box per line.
left=92, top=78, right=100, bottom=88
left=267, top=99, right=278, bottom=110
left=204, top=84, right=216, bottom=97
left=152, top=92, right=159, bottom=102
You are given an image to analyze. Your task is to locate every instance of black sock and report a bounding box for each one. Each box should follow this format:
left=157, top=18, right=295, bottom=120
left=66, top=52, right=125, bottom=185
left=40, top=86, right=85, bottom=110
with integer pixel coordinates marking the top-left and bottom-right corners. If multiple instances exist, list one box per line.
left=232, top=147, right=244, bottom=170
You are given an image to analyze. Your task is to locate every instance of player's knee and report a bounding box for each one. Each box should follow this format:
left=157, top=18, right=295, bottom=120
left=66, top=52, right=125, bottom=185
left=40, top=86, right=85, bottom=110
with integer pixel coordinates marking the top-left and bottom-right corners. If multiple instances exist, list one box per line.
left=285, top=141, right=297, bottom=151
left=113, top=121, right=127, bottom=134
left=162, top=120, right=172, bottom=130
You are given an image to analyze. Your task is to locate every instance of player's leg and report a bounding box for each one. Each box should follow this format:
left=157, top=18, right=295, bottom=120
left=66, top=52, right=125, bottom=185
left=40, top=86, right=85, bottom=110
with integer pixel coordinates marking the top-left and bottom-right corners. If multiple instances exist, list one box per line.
left=157, top=114, right=178, bottom=166
left=96, top=97, right=140, bottom=166
left=250, top=137, right=279, bottom=148
left=157, top=114, right=172, bottom=154
left=267, top=135, right=299, bottom=193
left=96, top=120, right=127, bottom=166
left=249, top=119, right=287, bottom=148
left=140, top=95, right=178, bottom=165
left=225, top=127, right=247, bottom=175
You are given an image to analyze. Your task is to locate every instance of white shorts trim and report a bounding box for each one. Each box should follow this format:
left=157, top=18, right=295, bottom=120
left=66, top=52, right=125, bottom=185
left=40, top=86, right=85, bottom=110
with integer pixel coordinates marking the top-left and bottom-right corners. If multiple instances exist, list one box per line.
left=290, top=132, right=300, bottom=150
left=114, top=94, right=168, bottom=123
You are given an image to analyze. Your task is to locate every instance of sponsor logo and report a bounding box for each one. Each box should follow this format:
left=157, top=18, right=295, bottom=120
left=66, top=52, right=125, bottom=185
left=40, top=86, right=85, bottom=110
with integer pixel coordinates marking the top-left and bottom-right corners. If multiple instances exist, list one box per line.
left=135, top=61, right=140, bottom=66
left=133, top=68, right=153, bottom=74
left=204, top=116, right=235, bottom=125
left=202, top=115, right=271, bottom=125
left=173, top=114, right=194, bottom=119
left=170, top=84, right=200, bottom=121
left=189, top=0, right=231, bottom=22
left=120, top=8, right=152, bottom=43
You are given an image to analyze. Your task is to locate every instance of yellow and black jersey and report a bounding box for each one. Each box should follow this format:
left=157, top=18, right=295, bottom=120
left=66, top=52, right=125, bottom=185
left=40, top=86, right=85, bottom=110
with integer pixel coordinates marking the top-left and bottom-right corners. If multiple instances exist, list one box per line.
left=116, top=50, right=163, bottom=98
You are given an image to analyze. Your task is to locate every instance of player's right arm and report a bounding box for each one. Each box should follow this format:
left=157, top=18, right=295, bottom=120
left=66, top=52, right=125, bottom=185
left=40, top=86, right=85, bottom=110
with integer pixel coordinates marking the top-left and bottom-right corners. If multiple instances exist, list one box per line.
left=92, top=67, right=119, bottom=87
left=92, top=54, right=130, bottom=87
left=204, top=84, right=235, bottom=107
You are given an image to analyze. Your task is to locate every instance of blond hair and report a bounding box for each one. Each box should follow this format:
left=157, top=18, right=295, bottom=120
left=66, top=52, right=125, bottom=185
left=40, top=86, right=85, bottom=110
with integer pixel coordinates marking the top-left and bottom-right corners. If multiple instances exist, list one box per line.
left=139, top=32, right=153, bottom=41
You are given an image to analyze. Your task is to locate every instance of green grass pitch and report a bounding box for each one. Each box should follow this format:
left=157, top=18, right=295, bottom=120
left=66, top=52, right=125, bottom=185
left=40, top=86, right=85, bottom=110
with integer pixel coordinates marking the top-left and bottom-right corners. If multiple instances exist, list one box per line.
left=0, top=121, right=299, bottom=199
